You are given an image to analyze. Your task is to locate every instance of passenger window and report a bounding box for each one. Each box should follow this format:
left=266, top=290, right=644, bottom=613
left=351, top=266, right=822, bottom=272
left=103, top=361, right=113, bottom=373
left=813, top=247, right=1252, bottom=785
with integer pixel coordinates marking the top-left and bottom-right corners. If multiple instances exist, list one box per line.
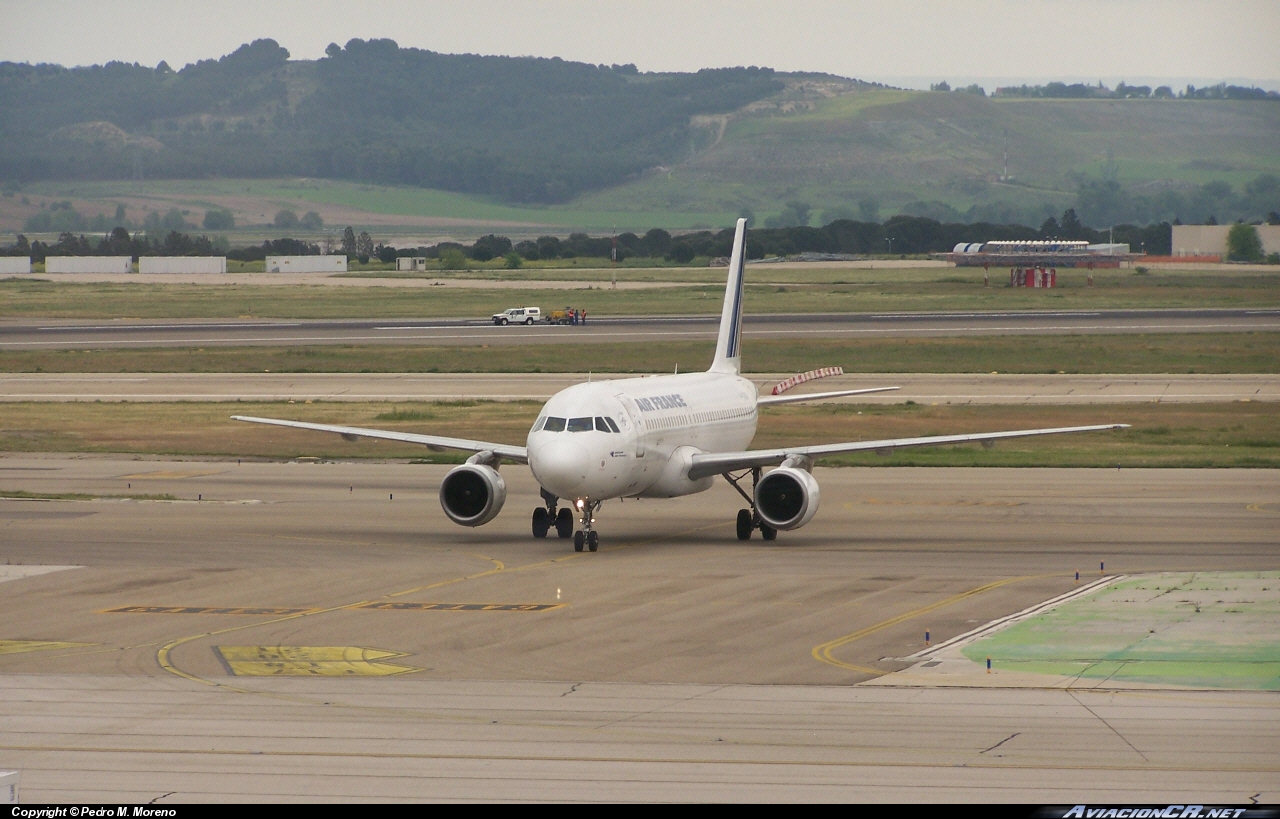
left=567, top=417, right=594, bottom=432
left=542, top=417, right=566, bottom=432
left=603, top=416, right=621, bottom=433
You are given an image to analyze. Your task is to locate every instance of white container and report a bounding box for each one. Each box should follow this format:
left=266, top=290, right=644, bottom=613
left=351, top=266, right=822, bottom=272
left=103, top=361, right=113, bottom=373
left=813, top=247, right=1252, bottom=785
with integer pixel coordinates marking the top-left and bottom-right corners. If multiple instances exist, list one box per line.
left=396, top=257, right=429, bottom=271
left=265, top=255, right=347, bottom=273
left=0, top=257, right=31, bottom=274
left=139, top=256, right=227, bottom=274
left=45, top=256, right=132, bottom=273
left=0, top=771, right=17, bottom=804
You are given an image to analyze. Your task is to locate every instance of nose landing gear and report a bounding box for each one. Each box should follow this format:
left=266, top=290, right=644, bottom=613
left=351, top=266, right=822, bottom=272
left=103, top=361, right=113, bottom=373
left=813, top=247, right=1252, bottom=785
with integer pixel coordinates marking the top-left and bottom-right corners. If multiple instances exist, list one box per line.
left=725, top=468, right=777, bottom=541
left=572, top=499, right=601, bottom=552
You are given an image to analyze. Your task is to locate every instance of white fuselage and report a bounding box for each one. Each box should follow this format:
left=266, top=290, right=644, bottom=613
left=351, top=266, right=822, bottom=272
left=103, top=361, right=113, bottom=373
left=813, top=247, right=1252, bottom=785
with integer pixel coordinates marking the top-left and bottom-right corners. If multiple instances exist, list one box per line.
left=526, top=371, right=758, bottom=502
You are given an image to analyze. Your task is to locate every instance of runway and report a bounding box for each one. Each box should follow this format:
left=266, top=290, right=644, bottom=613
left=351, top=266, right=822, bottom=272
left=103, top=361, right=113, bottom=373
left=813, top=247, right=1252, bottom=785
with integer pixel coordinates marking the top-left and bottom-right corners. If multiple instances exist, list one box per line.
left=5, top=308, right=1279, bottom=348
left=3, top=371, right=1277, bottom=403
left=0, top=457, right=1276, bottom=800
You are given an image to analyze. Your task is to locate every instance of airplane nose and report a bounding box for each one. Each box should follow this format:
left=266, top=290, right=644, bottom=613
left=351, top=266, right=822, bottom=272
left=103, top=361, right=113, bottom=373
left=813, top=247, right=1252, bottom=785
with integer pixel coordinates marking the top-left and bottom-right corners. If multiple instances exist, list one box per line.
left=531, top=439, right=591, bottom=497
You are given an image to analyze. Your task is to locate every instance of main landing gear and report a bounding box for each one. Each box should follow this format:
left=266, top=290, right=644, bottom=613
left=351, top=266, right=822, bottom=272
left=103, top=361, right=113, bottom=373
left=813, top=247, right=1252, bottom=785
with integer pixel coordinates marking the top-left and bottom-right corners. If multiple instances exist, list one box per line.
left=532, top=488, right=574, bottom=540
left=533, top=489, right=595, bottom=550
left=725, top=467, right=777, bottom=541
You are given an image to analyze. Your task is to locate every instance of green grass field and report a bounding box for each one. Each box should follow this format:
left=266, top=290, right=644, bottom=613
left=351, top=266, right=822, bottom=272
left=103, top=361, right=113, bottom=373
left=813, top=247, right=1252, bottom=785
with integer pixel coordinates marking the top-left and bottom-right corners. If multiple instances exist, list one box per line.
left=0, top=400, right=1274, bottom=467
left=4, top=334, right=1277, bottom=375
left=4, top=266, right=1277, bottom=319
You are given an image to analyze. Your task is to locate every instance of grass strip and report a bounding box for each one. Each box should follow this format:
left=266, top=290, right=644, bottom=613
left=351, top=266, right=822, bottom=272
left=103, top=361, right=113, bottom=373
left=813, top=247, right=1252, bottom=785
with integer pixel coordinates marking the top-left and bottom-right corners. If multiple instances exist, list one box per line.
left=6, top=334, right=1278, bottom=374
left=0, top=400, right=1275, bottom=468
left=0, top=489, right=177, bottom=501
left=3, top=267, right=1278, bottom=319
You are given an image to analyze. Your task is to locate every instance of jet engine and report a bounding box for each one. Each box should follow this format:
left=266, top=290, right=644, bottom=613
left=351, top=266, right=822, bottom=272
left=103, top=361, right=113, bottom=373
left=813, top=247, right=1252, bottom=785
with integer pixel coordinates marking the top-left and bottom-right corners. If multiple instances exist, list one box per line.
left=439, top=463, right=507, bottom=526
left=754, top=467, right=820, bottom=530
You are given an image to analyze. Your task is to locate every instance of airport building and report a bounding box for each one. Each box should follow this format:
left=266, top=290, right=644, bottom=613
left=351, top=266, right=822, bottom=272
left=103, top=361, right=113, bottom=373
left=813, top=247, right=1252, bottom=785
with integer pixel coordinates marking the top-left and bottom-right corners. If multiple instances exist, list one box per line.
left=44, top=256, right=132, bottom=273
left=940, top=240, right=1136, bottom=269
left=139, top=256, right=227, bottom=274
left=1171, top=224, right=1280, bottom=259
left=265, top=255, right=348, bottom=273
left=396, top=257, right=430, bottom=272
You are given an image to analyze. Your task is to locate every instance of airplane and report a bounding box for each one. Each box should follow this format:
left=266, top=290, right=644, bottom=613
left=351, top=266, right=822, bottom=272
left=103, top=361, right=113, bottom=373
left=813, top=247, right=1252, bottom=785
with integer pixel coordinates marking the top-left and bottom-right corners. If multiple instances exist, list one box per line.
left=233, top=219, right=1127, bottom=553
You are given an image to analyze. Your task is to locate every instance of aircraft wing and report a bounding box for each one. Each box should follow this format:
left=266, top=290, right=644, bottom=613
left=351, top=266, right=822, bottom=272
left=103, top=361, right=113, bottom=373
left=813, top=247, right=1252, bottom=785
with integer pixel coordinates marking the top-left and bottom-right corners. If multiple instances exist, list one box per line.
left=686, top=424, right=1128, bottom=481
left=231, top=415, right=529, bottom=463
left=757, top=386, right=899, bottom=406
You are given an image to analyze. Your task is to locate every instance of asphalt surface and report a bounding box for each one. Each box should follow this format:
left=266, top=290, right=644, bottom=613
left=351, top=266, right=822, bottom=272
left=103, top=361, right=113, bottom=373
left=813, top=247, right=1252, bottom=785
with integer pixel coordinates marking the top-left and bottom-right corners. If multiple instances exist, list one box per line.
left=3, top=371, right=1277, bottom=403
left=5, top=307, right=1279, bottom=348
left=1, top=457, right=1276, bottom=800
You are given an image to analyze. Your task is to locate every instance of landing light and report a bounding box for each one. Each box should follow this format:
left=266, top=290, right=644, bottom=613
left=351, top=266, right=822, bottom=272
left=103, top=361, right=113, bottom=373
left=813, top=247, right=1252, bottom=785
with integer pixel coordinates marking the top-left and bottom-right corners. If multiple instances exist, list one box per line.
left=575, top=499, right=584, bottom=510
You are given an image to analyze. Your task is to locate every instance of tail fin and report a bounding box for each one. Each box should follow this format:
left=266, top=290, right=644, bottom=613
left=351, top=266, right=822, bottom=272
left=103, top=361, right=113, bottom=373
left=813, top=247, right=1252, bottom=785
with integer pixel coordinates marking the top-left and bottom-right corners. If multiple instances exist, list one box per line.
left=709, top=218, right=747, bottom=374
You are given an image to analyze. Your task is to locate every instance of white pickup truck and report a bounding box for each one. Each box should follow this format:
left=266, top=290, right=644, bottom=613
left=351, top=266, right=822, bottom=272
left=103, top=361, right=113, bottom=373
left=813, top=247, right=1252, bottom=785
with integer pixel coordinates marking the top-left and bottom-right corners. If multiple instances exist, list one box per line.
left=491, top=306, right=541, bottom=325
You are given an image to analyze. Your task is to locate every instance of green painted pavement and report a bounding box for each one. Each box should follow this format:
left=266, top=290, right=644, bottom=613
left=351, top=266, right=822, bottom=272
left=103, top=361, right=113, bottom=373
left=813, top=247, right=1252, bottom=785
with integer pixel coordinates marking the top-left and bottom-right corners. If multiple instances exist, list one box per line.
left=962, top=572, right=1280, bottom=689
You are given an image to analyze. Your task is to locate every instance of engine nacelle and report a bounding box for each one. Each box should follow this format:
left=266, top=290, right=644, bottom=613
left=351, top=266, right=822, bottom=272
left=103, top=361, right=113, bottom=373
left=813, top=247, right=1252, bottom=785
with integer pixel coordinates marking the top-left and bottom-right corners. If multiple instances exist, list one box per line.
left=754, top=467, right=820, bottom=530
left=439, top=463, right=507, bottom=527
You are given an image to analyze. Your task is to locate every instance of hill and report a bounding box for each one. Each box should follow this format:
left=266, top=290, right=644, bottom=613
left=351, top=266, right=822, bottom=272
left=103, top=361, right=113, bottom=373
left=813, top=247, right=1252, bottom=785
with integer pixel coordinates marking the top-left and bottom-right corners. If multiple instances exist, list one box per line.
left=573, top=84, right=1280, bottom=228
left=0, top=39, right=789, bottom=204
left=1, top=40, right=1277, bottom=233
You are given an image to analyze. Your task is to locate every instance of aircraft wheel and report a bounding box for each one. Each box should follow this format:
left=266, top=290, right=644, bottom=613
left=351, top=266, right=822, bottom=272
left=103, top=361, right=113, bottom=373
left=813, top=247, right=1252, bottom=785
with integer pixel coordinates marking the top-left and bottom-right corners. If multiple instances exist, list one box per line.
left=574, top=530, right=585, bottom=552
left=532, top=507, right=549, bottom=538
left=760, top=523, right=778, bottom=541
left=587, top=531, right=598, bottom=552
left=555, top=508, right=574, bottom=538
left=736, top=509, right=753, bottom=540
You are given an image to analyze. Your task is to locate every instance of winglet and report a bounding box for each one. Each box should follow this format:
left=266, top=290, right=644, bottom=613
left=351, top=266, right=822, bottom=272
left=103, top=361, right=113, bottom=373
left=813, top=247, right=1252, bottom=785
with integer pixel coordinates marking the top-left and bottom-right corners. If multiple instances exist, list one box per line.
left=709, top=218, right=748, bottom=374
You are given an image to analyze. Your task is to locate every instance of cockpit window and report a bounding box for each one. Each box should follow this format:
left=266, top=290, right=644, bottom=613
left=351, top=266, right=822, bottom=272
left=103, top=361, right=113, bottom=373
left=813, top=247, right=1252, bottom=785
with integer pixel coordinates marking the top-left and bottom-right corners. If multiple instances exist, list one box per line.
left=542, top=416, right=566, bottom=432
left=595, top=416, right=620, bottom=433
left=566, top=417, right=594, bottom=432
left=603, top=416, right=621, bottom=433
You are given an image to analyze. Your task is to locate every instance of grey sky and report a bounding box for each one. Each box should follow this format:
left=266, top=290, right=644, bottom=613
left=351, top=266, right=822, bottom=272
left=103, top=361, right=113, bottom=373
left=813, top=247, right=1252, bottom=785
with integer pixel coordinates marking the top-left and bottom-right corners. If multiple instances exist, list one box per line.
left=3, top=0, right=1278, bottom=90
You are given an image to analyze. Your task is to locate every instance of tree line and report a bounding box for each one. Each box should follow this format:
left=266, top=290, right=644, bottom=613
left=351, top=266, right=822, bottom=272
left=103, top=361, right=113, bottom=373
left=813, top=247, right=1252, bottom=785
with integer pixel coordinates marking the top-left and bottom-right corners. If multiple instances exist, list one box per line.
left=29, top=204, right=1280, bottom=263
left=988, top=81, right=1278, bottom=100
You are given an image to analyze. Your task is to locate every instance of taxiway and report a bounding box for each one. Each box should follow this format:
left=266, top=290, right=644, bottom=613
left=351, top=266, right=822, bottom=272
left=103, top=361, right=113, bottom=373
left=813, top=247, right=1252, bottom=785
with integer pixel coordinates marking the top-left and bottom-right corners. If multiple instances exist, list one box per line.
left=4, top=308, right=1278, bottom=349
left=0, top=457, right=1276, bottom=800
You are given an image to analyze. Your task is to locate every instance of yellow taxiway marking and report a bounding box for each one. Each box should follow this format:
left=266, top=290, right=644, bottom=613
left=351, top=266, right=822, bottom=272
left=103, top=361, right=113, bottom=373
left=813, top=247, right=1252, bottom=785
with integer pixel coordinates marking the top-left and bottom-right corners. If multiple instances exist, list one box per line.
left=158, top=522, right=728, bottom=692
left=115, top=469, right=224, bottom=480
left=105, top=605, right=320, bottom=615
left=0, top=639, right=95, bottom=656
left=358, top=602, right=564, bottom=612
left=215, top=645, right=418, bottom=677
left=812, top=575, right=1042, bottom=676
left=1246, top=502, right=1277, bottom=514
